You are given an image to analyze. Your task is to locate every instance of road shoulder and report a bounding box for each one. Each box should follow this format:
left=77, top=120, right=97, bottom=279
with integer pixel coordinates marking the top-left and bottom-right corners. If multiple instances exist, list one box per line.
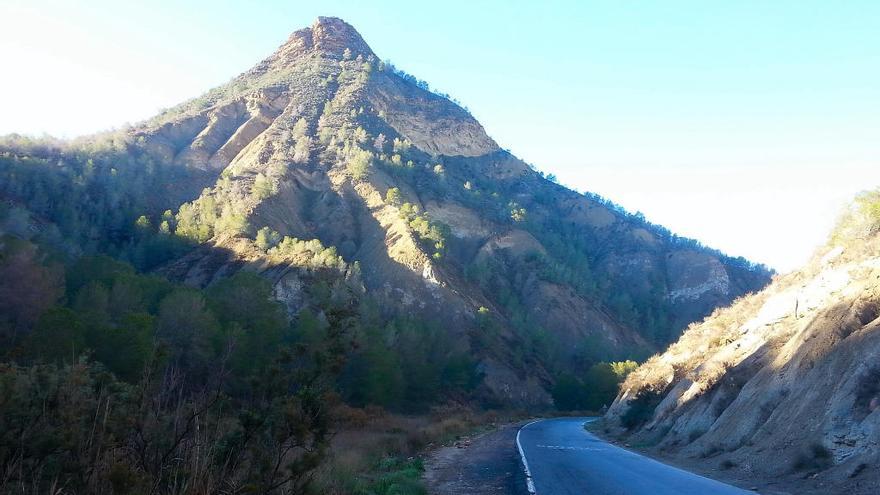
left=423, top=421, right=531, bottom=495
left=586, top=419, right=874, bottom=495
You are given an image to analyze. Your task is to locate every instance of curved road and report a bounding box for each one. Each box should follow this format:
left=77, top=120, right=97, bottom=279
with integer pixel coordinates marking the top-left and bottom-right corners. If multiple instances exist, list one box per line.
left=517, top=418, right=752, bottom=495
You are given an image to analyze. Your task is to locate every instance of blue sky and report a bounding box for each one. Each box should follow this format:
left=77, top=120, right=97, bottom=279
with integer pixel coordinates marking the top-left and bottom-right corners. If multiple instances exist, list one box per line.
left=1, top=0, right=878, bottom=271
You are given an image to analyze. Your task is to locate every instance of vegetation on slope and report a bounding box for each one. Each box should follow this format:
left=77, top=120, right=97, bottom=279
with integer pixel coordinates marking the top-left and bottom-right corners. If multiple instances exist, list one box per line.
left=0, top=217, right=488, bottom=493
left=0, top=18, right=778, bottom=493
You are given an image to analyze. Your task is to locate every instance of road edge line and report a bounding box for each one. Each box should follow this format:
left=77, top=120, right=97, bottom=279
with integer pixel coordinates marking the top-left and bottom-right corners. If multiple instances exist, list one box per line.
left=516, top=419, right=542, bottom=495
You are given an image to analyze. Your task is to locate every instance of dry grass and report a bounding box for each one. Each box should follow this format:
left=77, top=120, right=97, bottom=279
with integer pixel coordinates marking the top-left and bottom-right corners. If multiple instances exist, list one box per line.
left=309, top=405, right=524, bottom=494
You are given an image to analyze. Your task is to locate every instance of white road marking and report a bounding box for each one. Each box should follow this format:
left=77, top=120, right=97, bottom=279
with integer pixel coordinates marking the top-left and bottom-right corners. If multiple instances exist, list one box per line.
left=536, top=444, right=604, bottom=451
left=516, top=419, right=542, bottom=494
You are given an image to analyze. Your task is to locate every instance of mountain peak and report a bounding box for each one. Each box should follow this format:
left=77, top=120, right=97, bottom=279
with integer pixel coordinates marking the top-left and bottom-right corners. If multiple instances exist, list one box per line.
left=271, top=16, right=374, bottom=64
left=310, top=16, right=373, bottom=57
left=108, top=16, right=767, bottom=407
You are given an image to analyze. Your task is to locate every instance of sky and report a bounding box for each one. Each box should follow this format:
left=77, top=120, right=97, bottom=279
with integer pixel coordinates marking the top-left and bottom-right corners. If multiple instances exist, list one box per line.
left=1, top=0, right=878, bottom=271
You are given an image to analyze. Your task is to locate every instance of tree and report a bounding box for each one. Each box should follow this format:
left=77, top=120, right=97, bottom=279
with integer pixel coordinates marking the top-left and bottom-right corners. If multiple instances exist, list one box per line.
left=89, top=312, right=154, bottom=382
left=441, top=354, right=481, bottom=392
left=292, top=117, right=309, bottom=139
left=253, top=173, right=275, bottom=200
left=385, top=187, right=402, bottom=206
left=610, top=360, right=639, bottom=381
left=361, top=342, right=405, bottom=407
left=135, top=214, right=151, bottom=230
left=353, top=126, right=369, bottom=144
left=255, top=226, right=281, bottom=251
left=373, top=133, right=386, bottom=152
left=392, top=137, right=410, bottom=153
left=207, top=272, right=288, bottom=378
left=156, top=290, right=218, bottom=374
left=1, top=206, right=32, bottom=238
left=552, top=374, right=584, bottom=411
left=583, top=362, right=620, bottom=411
left=0, top=237, right=63, bottom=344
left=293, top=136, right=311, bottom=163
left=175, top=202, right=211, bottom=242
left=552, top=362, right=627, bottom=411
left=25, top=308, right=86, bottom=364
left=509, top=202, right=527, bottom=222
left=72, top=281, right=111, bottom=326
left=346, top=147, right=372, bottom=181
left=0, top=235, right=344, bottom=494
left=216, top=204, right=249, bottom=236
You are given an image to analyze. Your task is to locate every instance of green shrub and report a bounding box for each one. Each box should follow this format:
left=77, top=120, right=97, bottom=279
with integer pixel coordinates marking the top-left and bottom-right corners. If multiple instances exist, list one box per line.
left=620, top=389, right=662, bottom=429
left=357, top=457, right=426, bottom=495
left=551, top=374, right=584, bottom=411
left=552, top=362, right=630, bottom=412
left=832, top=189, right=880, bottom=242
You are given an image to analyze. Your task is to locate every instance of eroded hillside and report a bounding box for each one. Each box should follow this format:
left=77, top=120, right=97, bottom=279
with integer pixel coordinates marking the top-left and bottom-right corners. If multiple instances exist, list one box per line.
left=606, top=191, right=880, bottom=492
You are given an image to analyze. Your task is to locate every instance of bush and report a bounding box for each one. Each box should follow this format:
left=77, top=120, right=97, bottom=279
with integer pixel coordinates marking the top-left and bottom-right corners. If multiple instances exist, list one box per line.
left=347, top=146, right=373, bottom=181
left=610, top=360, right=639, bottom=380
left=551, top=374, right=584, bottom=411
left=792, top=443, right=833, bottom=472
left=832, top=189, right=880, bottom=242
left=854, top=365, right=880, bottom=419
left=620, top=390, right=662, bottom=429
left=397, top=202, right=449, bottom=258
left=552, top=362, right=631, bottom=412
left=357, top=457, right=426, bottom=495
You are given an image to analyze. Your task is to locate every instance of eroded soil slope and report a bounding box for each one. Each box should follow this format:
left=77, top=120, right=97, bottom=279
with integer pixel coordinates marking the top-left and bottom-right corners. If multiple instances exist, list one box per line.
left=605, top=194, right=880, bottom=494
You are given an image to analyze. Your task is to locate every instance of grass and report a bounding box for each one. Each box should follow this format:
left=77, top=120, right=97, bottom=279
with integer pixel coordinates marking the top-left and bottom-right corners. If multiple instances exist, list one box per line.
left=356, top=457, right=426, bottom=495
left=583, top=418, right=604, bottom=433
left=309, top=405, right=526, bottom=494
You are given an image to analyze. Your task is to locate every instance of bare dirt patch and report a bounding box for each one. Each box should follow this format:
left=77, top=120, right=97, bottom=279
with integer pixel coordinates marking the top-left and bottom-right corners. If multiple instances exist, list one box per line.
left=423, top=422, right=530, bottom=495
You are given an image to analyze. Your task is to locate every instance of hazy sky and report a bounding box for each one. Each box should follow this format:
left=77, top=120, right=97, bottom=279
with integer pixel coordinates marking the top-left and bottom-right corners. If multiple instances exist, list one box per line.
left=2, top=0, right=878, bottom=271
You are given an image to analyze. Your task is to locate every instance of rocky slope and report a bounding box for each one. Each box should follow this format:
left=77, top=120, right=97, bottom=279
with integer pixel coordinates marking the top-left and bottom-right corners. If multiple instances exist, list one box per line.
left=0, top=17, right=770, bottom=406
left=605, top=191, right=880, bottom=492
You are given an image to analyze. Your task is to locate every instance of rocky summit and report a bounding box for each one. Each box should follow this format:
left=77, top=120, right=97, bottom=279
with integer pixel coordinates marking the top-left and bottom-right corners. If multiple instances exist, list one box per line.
left=0, top=17, right=770, bottom=406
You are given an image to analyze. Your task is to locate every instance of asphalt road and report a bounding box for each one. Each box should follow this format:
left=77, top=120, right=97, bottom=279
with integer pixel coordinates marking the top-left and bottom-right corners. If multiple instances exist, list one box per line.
left=517, top=417, right=753, bottom=495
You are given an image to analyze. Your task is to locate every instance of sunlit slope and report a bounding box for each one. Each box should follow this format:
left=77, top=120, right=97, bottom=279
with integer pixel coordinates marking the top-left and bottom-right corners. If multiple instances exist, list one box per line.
left=607, top=190, right=880, bottom=485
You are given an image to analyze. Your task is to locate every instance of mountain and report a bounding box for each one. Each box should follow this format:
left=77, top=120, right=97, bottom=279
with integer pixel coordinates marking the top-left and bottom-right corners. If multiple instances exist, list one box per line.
left=604, top=190, right=880, bottom=492
left=0, top=17, right=770, bottom=406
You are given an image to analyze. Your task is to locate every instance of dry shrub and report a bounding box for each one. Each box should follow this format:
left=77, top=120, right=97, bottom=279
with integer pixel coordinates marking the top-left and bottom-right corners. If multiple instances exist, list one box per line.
left=311, top=405, right=523, bottom=494
left=334, top=403, right=371, bottom=427
left=792, top=443, right=833, bottom=473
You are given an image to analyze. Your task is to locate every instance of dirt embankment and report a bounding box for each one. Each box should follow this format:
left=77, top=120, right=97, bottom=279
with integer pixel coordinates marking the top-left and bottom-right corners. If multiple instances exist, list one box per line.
left=423, top=422, right=530, bottom=495
left=590, top=419, right=877, bottom=495
left=604, top=211, right=880, bottom=495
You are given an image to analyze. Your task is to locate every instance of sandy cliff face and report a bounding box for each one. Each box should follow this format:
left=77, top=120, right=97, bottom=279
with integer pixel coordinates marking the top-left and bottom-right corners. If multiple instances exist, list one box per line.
left=606, top=197, right=880, bottom=491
